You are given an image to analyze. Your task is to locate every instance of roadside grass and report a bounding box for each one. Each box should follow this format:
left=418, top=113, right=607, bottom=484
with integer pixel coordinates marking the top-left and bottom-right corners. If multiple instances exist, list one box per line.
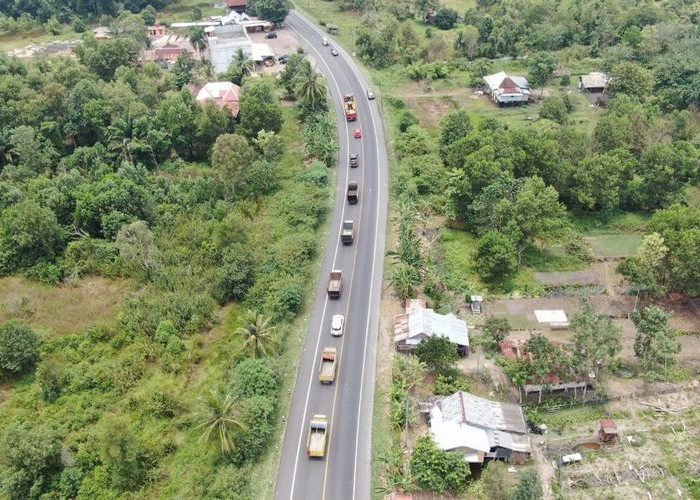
left=158, top=0, right=223, bottom=24
left=586, top=234, right=643, bottom=258
left=0, top=276, right=132, bottom=335
left=522, top=246, right=586, bottom=273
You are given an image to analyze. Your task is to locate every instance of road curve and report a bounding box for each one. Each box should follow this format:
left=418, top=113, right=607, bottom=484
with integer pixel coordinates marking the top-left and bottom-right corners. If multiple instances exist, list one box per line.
left=275, top=10, right=389, bottom=500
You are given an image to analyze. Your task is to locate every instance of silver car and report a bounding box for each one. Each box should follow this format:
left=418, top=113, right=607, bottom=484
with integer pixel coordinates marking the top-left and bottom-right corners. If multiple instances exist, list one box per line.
left=366, top=89, right=375, bottom=100
left=330, top=314, right=345, bottom=336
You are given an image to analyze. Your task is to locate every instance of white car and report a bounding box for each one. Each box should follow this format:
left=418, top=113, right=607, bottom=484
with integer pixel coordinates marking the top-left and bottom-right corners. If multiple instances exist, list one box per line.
left=330, top=314, right=345, bottom=336
left=322, top=37, right=329, bottom=46
left=366, top=89, right=375, bottom=100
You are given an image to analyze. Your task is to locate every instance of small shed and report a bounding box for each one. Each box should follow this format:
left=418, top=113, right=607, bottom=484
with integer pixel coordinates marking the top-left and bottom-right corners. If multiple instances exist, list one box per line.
left=470, top=295, right=483, bottom=314
left=599, top=419, right=618, bottom=442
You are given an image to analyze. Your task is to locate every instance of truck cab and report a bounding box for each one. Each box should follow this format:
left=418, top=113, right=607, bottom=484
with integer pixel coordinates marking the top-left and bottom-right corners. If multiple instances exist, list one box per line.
left=347, top=182, right=358, bottom=204
left=341, top=220, right=355, bottom=244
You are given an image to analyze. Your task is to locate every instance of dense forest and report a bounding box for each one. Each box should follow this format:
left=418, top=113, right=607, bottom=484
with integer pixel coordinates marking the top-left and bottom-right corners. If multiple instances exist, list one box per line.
left=0, top=9, right=334, bottom=496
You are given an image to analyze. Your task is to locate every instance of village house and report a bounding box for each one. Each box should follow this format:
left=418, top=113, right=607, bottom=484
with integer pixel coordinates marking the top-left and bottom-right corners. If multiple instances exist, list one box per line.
left=499, top=339, right=592, bottom=400
left=393, top=299, right=469, bottom=354
left=483, top=71, right=531, bottom=106
left=207, top=24, right=254, bottom=73
left=192, top=81, right=241, bottom=117
left=425, top=391, right=531, bottom=464
left=148, top=24, right=167, bottom=36
left=92, top=27, right=112, bottom=40
left=579, top=72, right=608, bottom=93
left=226, top=0, right=248, bottom=14
left=142, top=33, right=195, bottom=65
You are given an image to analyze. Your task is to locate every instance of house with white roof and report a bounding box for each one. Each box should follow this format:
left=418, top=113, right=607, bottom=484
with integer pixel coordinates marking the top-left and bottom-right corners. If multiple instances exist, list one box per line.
left=483, top=71, right=531, bottom=106
left=427, top=391, right=531, bottom=464
left=393, top=299, right=469, bottom=354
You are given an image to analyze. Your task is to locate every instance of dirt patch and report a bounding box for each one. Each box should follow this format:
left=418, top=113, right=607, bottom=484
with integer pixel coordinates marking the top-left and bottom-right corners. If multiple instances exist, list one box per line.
left=489, top=296, right=582, bottom=331
left=0, top=276, right=132, bottom=335
left=534, top=268, right=602, bottom=286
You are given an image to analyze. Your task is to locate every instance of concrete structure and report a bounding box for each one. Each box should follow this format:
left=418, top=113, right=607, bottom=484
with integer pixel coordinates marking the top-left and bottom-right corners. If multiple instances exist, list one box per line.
left=226, top=0, right=248, bottom=13
left=393, top=299, right=469, bottom=354
left=142, top=33, right=195, bottom=64
left=427, top=391, right=531, bottom=464
left=483, top=71, right=531, bottom=105
left=194, top=81, right=241, bottom=116
left=207, top=24, right=253, bottom=73
left=92, top=27, right=112, bottom=39
left=148, top=24, right=167, bottom=36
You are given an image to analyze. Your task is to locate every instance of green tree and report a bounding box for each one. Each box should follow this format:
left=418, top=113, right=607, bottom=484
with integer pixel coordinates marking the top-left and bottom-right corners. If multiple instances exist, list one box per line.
left=211, top=133, right=256, bottom=199
left=0, top=200, right=64, bottom=274
left=195, top=390, right=247, bottom=454
left=36, top=360, right=67, bottom=402
left=475, top=230, right=518, bottom=283
left=538, top=96, right=568, bottom=124
left=456, top=25, right=479, bottom=59
left=433, top=7, right=458, bottom=30
left=618, top=232, right=668, bottom=295
left=440, top=110, right=472, bottom=150
left=76, top=37, right=139, bottom=80
left=633, top=305, right=680, bottom=375
left=569, top=303, right=621, bottom=381
left=528, top=52, right=556, bottom=96
left=415, top=335, right=459, bottom=374
left=0, top=422, right=62, bottom=499
left=235, top=310, right=276, bottom=358
left=570, top=153, right=626, bottom=212
left=115, top=220, right=160, bottom=280
left=509, top=469, right=542, bottom=500
left=238, top=77, right=283, bottom=138
left=409, top=435, right=471, bottom=493
left=393, top=354, right=427, bottom=392
left=97, top=413, right=148, bottom=491
left=483, top=316, right=510, bottom=345
left=230, top=358, right=279, bottom=399
left=172, top=52, right=196, bottom=89
left=227, top=49, right=255, bottom=85
left=525, top=332, right=567, bottom=403
left=607, top=61, right=652, bottom=99
left=482, top=460, right=518, bottom=500
left=389, top=261, right=421, bottom=303
left=0, top=320, right=41, bottom=377
left=248, top=0, right=290, bottom=23
left=45, top=16, right=61, bottom=35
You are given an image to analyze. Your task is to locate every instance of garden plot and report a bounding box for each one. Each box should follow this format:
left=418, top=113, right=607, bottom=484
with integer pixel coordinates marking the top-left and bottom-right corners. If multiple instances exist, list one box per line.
left=489, top=297, right=581, bottom=331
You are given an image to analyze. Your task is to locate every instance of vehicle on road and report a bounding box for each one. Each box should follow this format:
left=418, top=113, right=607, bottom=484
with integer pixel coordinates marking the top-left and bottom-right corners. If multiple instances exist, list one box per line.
left=343, top=94, right=357, bottom=121
left=341, top=220, right=355, bottom=244
left=353, top=128, right=362, bottom=139
left=322, top=37, right=328, bottom=46
left=318, top=347, right=338, bottom=383
left=327, top=270, right=343, bottom=298
left=347, top=181, right=358, bottom=204
left=366, top=89, right=375, bottom=100
left=330, top=314, right=345, bottom=336
left=349, top=153, right=358, bottom=167
left=307, top=415, right=328, bottom=457
left=265, top=32, right=277, bottom=39
left=330, top=47, right=339, bottom=56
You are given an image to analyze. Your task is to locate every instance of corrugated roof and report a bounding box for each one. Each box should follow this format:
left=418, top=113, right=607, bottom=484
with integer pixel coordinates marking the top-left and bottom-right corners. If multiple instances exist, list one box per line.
left=439, top=391, right=527, bottom=434
left=483, top=71, right=530, bottom=92
left=393, top=300, right=469, bottom=347
left=580, top=72, right=607, bottom=89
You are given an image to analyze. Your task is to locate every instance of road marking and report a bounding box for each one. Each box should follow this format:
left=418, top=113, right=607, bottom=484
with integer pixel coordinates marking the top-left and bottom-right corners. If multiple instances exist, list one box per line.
left=286, top=17, right=358, bottom=500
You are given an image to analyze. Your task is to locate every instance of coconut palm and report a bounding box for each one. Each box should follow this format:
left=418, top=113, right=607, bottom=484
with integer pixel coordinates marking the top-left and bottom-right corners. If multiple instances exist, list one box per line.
left=295, top=71, right=327, bottom=111
left=231, top=49, right=255, bottom=78
left=235, top=310, right=276, bottom=358
left=195, top=390, right=247, bottom=454
left=189, top=27, right=208, bottom=62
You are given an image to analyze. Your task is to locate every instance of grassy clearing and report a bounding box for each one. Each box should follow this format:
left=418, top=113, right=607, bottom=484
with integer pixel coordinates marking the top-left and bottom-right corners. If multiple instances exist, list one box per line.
left=158, top=0, right=223, bottom=24
left=522, top=246, right=586, bottom=273
left=586, top=234, right=642, bottom=258
left=569, top=211, right=650, bottom=235
left=0, top=26, right=80, bottom=52
left=0, top=276, right=132, bottom=335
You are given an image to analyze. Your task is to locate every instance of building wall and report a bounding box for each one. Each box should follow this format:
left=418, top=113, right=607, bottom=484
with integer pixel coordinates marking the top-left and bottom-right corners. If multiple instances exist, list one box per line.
left=209, top=39, right=253, bottom=73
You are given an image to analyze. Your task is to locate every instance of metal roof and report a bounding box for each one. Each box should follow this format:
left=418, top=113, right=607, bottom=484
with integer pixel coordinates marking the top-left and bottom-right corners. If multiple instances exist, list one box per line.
left=580, top=72, right=608, bottom=89
left=394, top=299, right=469, bottom=347
left=483, top=71, right=530, bottom=92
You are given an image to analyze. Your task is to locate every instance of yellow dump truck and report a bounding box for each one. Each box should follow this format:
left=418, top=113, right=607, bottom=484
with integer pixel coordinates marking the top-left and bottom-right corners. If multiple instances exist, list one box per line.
left=306, top=414, right=328, bottom=458
left=318, top=347, right=338, bottom=383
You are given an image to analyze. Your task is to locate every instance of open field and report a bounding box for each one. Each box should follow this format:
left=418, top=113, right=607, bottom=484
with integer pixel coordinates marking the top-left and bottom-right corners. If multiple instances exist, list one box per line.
left=586, top=234, right=643, bottom=259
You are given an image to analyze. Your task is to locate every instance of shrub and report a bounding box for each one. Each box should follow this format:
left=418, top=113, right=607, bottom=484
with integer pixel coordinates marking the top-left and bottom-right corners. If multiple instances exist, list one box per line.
left=0, top=320, right=41, bottom=377
left=230, top=358, right=279, bottom=399
left=398, top=111, right=418, bottom=132
left=415, top=336, right=459, bottom=374
left=36, top=360, right=68, bottom=402
left=24, top=261, right=64, bottom=285
left=410, top=435, right=470, bottom=492
left=434, top=372, right=470, bottom=395
left=229, top=395, right=276, bottom=465
left=301, top=161, right=329, bottom=187
left=433, top=8, right=458, bottom=30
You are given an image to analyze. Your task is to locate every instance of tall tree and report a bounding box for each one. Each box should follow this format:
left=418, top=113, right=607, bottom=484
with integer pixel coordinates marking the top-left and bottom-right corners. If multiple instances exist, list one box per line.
left=211, top=133, right=256, bottom=199
left=238, top=77, right=283, bottom=138
left=248, top=0, right=290, bottom=24
left=608, top=61, right=653, bottom=99
left=509, top=469, right=542, bottom=500
left=294, top=70, right=327, bottom=113
left=528, top=52, right=556, bottom=97
left=415, top=336, right=459, bottom=374
left=235, top=310, right=276, bottom=358
left=633, top=305, right=680, bottom=376
left=189, top=27, right=208, bottom=61
left=569, top=303, right=621, bottom=383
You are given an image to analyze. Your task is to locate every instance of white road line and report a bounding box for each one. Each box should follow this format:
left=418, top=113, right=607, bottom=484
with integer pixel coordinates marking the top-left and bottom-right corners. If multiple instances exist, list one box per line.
left=287, top=18, right=353, bottom=500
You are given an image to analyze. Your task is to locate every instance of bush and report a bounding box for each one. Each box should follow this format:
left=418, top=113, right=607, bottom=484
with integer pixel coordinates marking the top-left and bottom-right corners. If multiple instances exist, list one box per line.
left=0, top=320, right=41, bottom=377
left=229, top=395, right=276, bottom=465
left=416, top=336, right=459, bottom=374
left=434, top=372, right=470, bottom=395
left=36, top=360, right=68, bottom=402
left=301, top=161, right=329, bottom=187
left=433, top=8, right=458, bottom=30
left=230, top=358, right=279, bottom=399
left=24, top=261, right=64, bottom=285
left=410, top=435, right=470, bottom=492
left=63, top=237, right=122, bottom=277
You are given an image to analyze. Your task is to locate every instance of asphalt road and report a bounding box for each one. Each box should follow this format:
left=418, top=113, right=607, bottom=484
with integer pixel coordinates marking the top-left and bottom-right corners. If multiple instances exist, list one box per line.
left=275, top=10, right=389, bottom=500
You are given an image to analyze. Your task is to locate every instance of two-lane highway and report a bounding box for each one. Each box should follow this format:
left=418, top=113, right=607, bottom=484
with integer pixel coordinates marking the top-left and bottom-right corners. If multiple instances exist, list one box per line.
left=276, top=10, right=389, bottom=500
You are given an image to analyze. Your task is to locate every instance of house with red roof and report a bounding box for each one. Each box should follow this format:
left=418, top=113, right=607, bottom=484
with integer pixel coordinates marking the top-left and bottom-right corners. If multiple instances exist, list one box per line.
left=194, top=82, right=241, bottom=117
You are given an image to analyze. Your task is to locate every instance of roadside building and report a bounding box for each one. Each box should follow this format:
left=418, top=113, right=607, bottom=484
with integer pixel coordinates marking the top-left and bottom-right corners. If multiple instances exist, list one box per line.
left=426, top=391, right=531, bottom=464
left=226, top=0, right=248, bottom=14
left=193, top=81, right=241, bottom=117
left=92, top=27, right=112, bottom=40
left=207, top=24, right=254, bottom=74
left=393, top=299, right=469, bottom=354
left=148, top=24, right=167, bottom=36
left=483, top=71, right=531, bottom=106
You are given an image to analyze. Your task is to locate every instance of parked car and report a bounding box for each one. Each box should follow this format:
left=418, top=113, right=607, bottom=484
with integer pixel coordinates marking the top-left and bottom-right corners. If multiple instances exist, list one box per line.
left=330, top=314, right=345, bottom=336
left=330, top=47, right=339, bottom=56
left=349, top=153, right=358, bottom=167
left=353, top=128, right=362, bottom=139
left=265, top=32, right=277, bottom=39
left=278, top=54, right=289, bottom=64
left=366, top=89, right=375, bottom=100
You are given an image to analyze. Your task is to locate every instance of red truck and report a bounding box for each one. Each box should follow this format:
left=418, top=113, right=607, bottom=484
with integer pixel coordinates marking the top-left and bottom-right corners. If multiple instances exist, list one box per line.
left=344, top=94, right=357, bottom=121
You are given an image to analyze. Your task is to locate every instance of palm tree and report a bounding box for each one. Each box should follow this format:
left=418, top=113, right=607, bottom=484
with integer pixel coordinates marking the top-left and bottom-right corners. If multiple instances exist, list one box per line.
left=295, top=71, right=327, bottom=111
left=189, top=27, right=208, bottom=62
left=195, top=390, right=247, bottom=454
left=235, top=310, right=276, bottom=358
left=231, top=49, right=255, bottom=78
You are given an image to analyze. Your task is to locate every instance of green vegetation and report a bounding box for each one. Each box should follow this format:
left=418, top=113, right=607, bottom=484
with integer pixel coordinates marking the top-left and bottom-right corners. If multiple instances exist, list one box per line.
left=0, top=12, right=336, bottom=494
